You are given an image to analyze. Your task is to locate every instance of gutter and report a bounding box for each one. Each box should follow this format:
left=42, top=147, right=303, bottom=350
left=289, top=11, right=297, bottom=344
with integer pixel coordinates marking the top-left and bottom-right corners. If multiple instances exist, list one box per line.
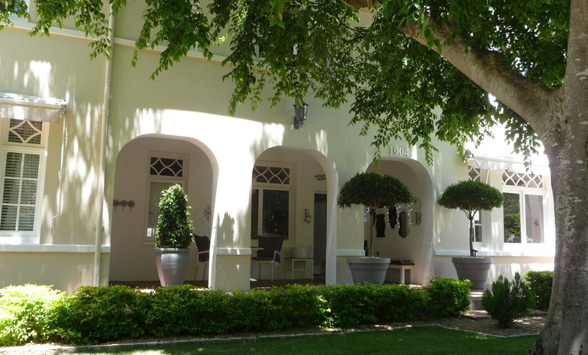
left=93, top=8, right=115, bottom=286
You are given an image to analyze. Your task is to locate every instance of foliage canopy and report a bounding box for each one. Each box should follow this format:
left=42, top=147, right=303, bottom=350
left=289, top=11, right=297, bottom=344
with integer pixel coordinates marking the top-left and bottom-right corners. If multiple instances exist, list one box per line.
left=1, top=0, right=569, bottom=161
left=438, top=180, right=504, bottom=214
left=338, top=172, right=413, bottom=210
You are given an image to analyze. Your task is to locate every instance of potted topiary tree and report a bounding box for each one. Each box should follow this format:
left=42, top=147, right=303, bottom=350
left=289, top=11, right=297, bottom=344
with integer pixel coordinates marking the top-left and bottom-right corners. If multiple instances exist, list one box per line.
left=438, top=180, right=504, bottom=289
left=155, top=184, right=194, bottom=286
left=338, top=172, right=413, bottom=284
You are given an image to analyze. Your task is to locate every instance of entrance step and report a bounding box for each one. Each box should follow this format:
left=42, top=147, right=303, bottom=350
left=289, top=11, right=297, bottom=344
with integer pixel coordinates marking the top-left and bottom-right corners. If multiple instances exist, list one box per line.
left=465, top=309, right=490, bottom=319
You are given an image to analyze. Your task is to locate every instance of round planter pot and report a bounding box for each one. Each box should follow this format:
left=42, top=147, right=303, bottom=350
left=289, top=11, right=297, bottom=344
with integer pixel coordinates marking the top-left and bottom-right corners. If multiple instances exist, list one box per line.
left=452, top=257, right=493, bottom=290
left=347, top=257, right=391, bottom=284
left=156, top=248, right=190, bottom=287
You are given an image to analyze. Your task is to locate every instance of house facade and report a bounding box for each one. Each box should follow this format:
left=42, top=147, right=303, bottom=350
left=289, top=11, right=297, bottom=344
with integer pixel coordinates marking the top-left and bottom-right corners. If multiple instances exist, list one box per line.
left=0, top=3, right=555, bottom=292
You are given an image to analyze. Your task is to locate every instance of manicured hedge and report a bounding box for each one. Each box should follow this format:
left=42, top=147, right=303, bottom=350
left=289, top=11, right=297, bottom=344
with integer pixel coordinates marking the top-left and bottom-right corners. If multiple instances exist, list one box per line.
left=0, top=279, right=470, bottom=346
left=524, top=270, right=553, bottom=311
left=426, top=277, right=472, bottom=318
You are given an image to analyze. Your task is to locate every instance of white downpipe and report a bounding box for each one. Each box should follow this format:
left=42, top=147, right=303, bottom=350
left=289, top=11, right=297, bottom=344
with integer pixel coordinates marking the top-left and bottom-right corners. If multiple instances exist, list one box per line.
left=50, top=119, right=67, bottom=235
left=93, top=9, right=115, bottom=286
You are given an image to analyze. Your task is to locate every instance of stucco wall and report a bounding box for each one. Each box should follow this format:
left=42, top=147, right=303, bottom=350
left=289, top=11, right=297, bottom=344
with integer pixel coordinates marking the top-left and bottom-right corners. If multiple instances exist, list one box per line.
left=0, top=7, right=555, bottom=291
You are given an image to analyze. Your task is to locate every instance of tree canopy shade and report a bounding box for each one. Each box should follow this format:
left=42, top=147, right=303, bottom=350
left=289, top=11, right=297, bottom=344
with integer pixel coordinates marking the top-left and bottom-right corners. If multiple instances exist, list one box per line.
left=2, top=0, right=588, bottom=353
left=438, top=180, right=504, bottom=257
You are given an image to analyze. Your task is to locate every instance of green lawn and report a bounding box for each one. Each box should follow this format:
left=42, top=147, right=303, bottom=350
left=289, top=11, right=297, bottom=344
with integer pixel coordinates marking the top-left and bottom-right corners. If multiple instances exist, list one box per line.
left=57, top=326, right=536, bottom=355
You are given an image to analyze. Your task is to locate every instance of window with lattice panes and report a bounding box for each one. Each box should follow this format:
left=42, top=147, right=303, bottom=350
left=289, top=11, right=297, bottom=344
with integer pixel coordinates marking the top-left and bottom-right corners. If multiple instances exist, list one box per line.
left=7, top=119, right=43, bottom=145
left=502, top=170, right=545, bottom=244
left=251, top=164, right=292, bottom=240
left=0, top=119, right=47, bottom=241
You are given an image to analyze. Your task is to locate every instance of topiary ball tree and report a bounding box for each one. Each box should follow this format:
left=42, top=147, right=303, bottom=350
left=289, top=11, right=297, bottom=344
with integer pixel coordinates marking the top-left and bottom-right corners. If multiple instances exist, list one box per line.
left=438, top=180, right=504, bottom=257
left=155, top=184, right=194, bottom=249
left=338, top=172, right=413, bottom=257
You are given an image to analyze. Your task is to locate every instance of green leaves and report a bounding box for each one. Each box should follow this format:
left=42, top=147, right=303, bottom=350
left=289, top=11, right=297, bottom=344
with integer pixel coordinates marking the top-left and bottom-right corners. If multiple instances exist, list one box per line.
left=134, top=0, right=212, bottom=77
left=3, top=0, right=565, bottom=162
left=482, top=272, right=535, bottom=328
left=155, top=184, right=194, bottom=249
left=0, top=0, right=30, bottom=29
left=438, top=180, right=505, bottom=213
left=338, top=172, right=414, bottom=210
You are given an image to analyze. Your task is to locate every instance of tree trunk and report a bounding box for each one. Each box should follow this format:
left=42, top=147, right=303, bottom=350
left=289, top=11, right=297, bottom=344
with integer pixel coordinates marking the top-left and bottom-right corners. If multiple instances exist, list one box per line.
left=529, top=1, right=588, bottom=353
left=468, top=213, right=475, bottom=257
left=530, top=132, right=588, bottom=354
left=342, top=0, right=588, bottom=351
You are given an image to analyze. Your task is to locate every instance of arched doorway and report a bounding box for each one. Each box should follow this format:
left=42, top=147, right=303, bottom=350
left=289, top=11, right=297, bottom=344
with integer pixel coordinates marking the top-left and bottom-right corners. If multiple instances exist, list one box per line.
left=109, top=135, right=216, bottom=284
left=250, top=146, right=337, bottom=284
left=366, top=158, right=434, bottom=285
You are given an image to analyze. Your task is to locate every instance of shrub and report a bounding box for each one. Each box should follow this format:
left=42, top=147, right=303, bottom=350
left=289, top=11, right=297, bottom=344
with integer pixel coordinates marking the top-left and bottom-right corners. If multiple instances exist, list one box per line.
left=57, top=285, right=145, bottom=344
left=265, top=285, right=324, bottom=329
left=425, top=278, right=471, bottom=318
left=155, top=184, right=194, bottom=248
left=320, top=283, right=428, bottom=328
left=143, top=285, right=204, bottom=337
left=524, top=270, right=553, bottom=311
left=0, top=282, right=475, bottom=345
left=321, top=284, right=380, bottom=328
left=0, top=285, right=67, bottom=346
left=482, top=273, right=535, bottom=328
left=373, top=284, right=426, bottom=322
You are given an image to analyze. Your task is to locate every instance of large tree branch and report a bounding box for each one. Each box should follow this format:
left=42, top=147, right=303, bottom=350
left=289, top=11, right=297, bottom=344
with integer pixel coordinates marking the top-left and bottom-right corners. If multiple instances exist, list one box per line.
left=564, top=0, right=588, bottom=114
left=399, top=21, right=554, bottom=137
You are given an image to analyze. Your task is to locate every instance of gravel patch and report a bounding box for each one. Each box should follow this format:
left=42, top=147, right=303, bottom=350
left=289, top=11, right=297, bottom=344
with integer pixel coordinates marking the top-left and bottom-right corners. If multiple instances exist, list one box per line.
left=434, top=315, right=545, bottom=337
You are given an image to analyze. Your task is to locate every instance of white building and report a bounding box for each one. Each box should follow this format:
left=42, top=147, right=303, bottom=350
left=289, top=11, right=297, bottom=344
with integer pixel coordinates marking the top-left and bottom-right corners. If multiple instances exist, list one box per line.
left=0, top=3, right=555, bottom=292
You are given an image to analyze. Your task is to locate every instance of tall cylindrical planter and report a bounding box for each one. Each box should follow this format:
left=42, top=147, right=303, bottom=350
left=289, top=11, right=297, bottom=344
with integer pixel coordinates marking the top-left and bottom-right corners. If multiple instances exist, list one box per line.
left=347, top=257, right=391, bottom=284
left=452, top=257, right=493, bottom=290
left=156, top=248, right=190, bottom=286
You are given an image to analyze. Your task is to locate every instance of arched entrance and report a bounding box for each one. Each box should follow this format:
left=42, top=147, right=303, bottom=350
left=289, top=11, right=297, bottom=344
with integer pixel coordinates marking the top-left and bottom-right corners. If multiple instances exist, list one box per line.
left=366, top=158, right=434, bottom=285
left=109, top=135, right=216, bottom=284
left=250, top=146, right=337, bottom=284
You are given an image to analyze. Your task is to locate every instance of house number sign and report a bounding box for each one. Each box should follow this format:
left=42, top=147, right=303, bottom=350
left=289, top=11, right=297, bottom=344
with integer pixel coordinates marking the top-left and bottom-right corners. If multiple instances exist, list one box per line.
left=391, top=146, right=410, bottom=157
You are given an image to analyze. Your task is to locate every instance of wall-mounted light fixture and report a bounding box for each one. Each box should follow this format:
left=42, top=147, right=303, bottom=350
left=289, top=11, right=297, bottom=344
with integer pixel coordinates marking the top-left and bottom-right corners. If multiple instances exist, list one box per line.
left=463, top=149, right=474, bottom=162
left=113, top=199, right=134, bottom=211
left=293, top=101, right=309, bottom=129
left=304, top=208, right=312, bottom=224
left=203, top=204, right=211, bottom=221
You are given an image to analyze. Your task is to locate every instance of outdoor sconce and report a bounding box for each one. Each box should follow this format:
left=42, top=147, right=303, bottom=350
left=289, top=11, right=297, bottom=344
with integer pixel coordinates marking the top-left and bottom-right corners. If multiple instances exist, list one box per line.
left=113, top=199, right=134, bottom=211
left=463, top=149, right=475, bottom=162
left=293, top=101, right=309, bottom=129
left=304, top=208, right=312, bottom=224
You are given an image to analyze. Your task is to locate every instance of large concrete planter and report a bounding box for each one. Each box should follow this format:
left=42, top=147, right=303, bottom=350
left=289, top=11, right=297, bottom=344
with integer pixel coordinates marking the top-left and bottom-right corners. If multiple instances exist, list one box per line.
left=452, top=257, right=493, bottom=290
left=347, top=257, right=391, bottom=284
left=156, top=248, right=190, bottom=286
